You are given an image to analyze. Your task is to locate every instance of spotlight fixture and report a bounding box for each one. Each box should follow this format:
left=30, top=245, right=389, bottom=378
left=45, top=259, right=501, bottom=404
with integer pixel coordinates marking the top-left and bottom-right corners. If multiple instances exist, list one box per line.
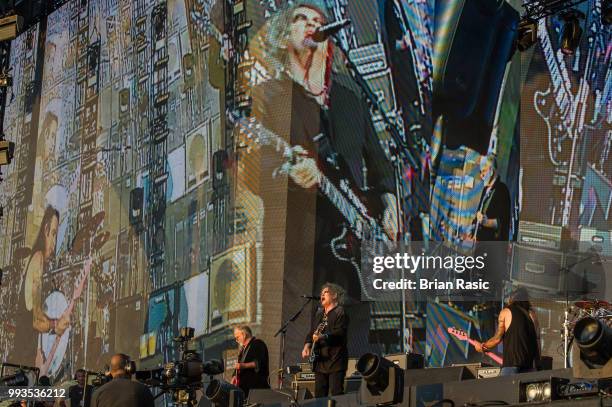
left=572, top=316, right=612, bottom=378
left=205, top=379, right=244, bottom=407
left=517, top=18, right=538, bottom=51
left=0, top=139, right=15, bottom=165
left=0, top=72, right=12, bottom=88
left=559, top=10, right=585, bottom=56
left=356, top=353, right=404, bottom=406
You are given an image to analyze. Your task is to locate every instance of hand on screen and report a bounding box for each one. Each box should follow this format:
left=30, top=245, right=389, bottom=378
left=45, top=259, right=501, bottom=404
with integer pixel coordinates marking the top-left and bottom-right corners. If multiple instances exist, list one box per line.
left=289, top=158, right=320, bottom=189
left=301, top=344, right=311, bottom=359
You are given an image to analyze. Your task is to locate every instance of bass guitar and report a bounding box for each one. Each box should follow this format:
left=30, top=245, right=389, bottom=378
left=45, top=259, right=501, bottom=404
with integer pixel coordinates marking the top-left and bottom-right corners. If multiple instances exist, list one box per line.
left=447, top=327, right=503, bottom=365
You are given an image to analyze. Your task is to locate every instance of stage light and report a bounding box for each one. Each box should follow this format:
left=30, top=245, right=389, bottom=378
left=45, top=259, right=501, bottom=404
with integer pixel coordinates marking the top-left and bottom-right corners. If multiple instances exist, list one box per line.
left=572, top=316, right=612, bottom=378
left=0, top=72, right=12, bottom=88
left=205, top=379, right=244, bottom=407
left=559, top=10, right=584, bottom=56
left=356, top=353, right=404, bottom=406
left=0, top=14, right=23, bottom=42
left=517, top=18, right=538, bottom=52
left=574, top=317, right=612, bottom=366
left=603, top=0, right=612, bottom=25
left=525, top=381, right=552, bottom=402
left=0, top=140, right=15, bottom=165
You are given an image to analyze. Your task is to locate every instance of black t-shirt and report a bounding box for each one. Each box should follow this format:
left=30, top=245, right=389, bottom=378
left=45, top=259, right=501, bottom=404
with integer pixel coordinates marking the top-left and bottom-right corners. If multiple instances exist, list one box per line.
left=68, top=384, right=93, bottom=407
left=503, top=303, right=538, bottom=368
left=305, top=306, right=349, bottom=373
left=90, top=378, right=155, bottom=407
left=477, top=178, right=510, bottom=241
left=234, top=337, right=270, bottom=396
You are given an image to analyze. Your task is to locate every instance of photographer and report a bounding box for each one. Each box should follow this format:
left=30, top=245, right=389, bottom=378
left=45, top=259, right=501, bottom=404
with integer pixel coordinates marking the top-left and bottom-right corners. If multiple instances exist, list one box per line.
left=65, top=369, right=92, bottom=407
left=90, top=354, right=154, bottom=407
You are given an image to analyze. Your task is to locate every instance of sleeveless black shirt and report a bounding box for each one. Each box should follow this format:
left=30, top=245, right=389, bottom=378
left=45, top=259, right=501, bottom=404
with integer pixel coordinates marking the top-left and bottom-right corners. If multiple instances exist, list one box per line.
left=502, top=303, right=538, bottom=368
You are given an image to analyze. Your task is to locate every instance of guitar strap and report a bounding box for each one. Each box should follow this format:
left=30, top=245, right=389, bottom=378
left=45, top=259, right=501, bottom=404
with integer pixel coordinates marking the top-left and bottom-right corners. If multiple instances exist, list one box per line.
left=239, top=340, right=253, bottom=363
left=477, top=177, right=497, bottom=217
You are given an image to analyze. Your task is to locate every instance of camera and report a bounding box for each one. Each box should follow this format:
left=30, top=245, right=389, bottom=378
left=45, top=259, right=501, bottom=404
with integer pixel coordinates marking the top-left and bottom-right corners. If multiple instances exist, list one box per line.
left=135, top=327, right=225, bottom=405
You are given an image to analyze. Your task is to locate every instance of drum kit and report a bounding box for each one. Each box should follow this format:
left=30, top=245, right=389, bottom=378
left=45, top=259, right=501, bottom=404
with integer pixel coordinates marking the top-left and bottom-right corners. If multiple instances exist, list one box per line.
left=562, top=299, right=612, bottom=368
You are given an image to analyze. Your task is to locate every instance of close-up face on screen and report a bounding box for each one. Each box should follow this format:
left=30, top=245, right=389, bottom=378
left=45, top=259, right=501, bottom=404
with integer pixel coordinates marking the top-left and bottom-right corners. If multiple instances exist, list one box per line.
left=0, top=0, right=609, bottom=405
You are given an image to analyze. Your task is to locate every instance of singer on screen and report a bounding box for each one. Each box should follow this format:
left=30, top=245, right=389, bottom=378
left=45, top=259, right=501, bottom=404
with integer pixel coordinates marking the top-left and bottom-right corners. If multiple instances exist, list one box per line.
left=240, top=0, right=398, bottom=341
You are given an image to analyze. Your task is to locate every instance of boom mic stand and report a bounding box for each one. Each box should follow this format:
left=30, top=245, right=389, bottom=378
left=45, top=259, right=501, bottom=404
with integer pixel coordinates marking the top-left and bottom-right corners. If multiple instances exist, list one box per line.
left=274, top=297, right=315, bottom=389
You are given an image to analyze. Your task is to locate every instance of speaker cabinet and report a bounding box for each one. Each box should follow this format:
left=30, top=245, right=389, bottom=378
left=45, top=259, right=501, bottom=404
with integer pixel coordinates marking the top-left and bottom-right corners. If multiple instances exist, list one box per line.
left=511, top=244, right=564, bottom=293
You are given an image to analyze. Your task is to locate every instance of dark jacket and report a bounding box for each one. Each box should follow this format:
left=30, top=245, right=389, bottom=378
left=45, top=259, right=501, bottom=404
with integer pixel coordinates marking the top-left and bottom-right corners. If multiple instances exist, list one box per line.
left=234, top=337, right=270, bottom=396
left=90, top=377, right=154, bottom=407
left=305, top=306, right=349, bottom=373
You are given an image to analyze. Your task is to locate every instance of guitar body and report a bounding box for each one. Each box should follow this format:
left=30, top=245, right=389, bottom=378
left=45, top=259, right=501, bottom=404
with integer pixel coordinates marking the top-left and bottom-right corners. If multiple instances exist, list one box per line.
left=309, top=319, right=328, bottom=368
left=40, top=290, right=70, bottom=377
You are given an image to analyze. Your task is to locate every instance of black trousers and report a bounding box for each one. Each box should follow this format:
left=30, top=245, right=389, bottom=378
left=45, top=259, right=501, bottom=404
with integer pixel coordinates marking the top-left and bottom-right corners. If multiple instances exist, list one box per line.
left=314, top=370, right=346, bottom=397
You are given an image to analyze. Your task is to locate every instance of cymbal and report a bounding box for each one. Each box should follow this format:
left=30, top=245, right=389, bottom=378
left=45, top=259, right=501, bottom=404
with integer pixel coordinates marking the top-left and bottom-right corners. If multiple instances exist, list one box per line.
left=575, top=300, right=611, bottom=310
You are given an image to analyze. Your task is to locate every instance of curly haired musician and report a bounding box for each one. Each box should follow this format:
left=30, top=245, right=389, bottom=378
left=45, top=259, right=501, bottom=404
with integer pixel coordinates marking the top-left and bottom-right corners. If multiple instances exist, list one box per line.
left=302, top=283, right=349, bottom=397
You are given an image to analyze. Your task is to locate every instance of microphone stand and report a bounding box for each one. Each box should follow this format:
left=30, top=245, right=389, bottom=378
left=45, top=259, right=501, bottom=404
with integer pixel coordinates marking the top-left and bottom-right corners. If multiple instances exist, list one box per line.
left=274, top=297, right=314, bottom=389
left=329, top=32, right=425, bottom=352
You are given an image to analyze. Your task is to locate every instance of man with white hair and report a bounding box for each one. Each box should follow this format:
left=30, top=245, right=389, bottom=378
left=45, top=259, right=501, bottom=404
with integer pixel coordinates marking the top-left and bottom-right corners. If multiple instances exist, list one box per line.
left=473, top=154, right=510, bottom=241
left=231, top=325, right=270, bottom=396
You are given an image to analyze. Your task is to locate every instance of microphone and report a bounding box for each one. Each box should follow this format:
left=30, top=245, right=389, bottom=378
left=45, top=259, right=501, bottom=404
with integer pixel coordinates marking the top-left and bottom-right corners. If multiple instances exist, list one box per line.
left=301, top=295, right=321, bottom=300
left=311, top=19, right=351, bottom=42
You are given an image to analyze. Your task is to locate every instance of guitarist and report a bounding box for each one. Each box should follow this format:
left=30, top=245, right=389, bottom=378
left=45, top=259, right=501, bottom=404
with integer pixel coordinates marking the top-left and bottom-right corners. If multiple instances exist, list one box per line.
left=231, top=325, right=270, bottom=396
left=473, top=154, right=510, bottom=242
left=302, top=283, right=349, bottom=397
left=14, top=206, right=69, bottom=367
left=475, top=287, right=541, bottom=376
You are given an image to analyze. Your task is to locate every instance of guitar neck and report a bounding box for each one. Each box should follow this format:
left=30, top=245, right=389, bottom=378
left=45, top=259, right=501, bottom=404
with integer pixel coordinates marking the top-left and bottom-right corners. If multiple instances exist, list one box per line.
left=239, top=116, right=387, bottom=241
left=464, top=338, right=504, bottom=365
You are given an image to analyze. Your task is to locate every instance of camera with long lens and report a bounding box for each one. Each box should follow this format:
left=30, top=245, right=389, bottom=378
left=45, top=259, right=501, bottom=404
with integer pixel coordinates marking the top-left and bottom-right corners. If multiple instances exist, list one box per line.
left=135, top=327, right=226, bottom=405
left=0, top=364, right=39, bottom=404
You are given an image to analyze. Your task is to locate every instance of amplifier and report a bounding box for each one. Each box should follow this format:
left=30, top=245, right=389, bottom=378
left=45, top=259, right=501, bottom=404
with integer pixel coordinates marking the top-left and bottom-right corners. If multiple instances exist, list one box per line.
left=579, top=227, right=612, bottom=258
left=291, top=377, right=362, bottom=396
left=517, top=221, right=571, bottom=250
left=385, top=353, right=425, bottom=370
left=510, top=244, right=565, bottom=293
left=476, top=366, right=501, bottom=378
left=295, top=372, right=315, bottom=381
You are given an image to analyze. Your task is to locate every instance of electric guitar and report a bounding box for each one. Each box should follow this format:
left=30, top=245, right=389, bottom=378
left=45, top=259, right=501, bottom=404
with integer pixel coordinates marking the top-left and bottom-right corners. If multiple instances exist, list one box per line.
left=228, top=111, right=391, bottom=295
left=447, top=327, right=503, bottom=365
left=309, top=317, right=328, bottom=367
left=39, top=258, right=93, bottom=377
